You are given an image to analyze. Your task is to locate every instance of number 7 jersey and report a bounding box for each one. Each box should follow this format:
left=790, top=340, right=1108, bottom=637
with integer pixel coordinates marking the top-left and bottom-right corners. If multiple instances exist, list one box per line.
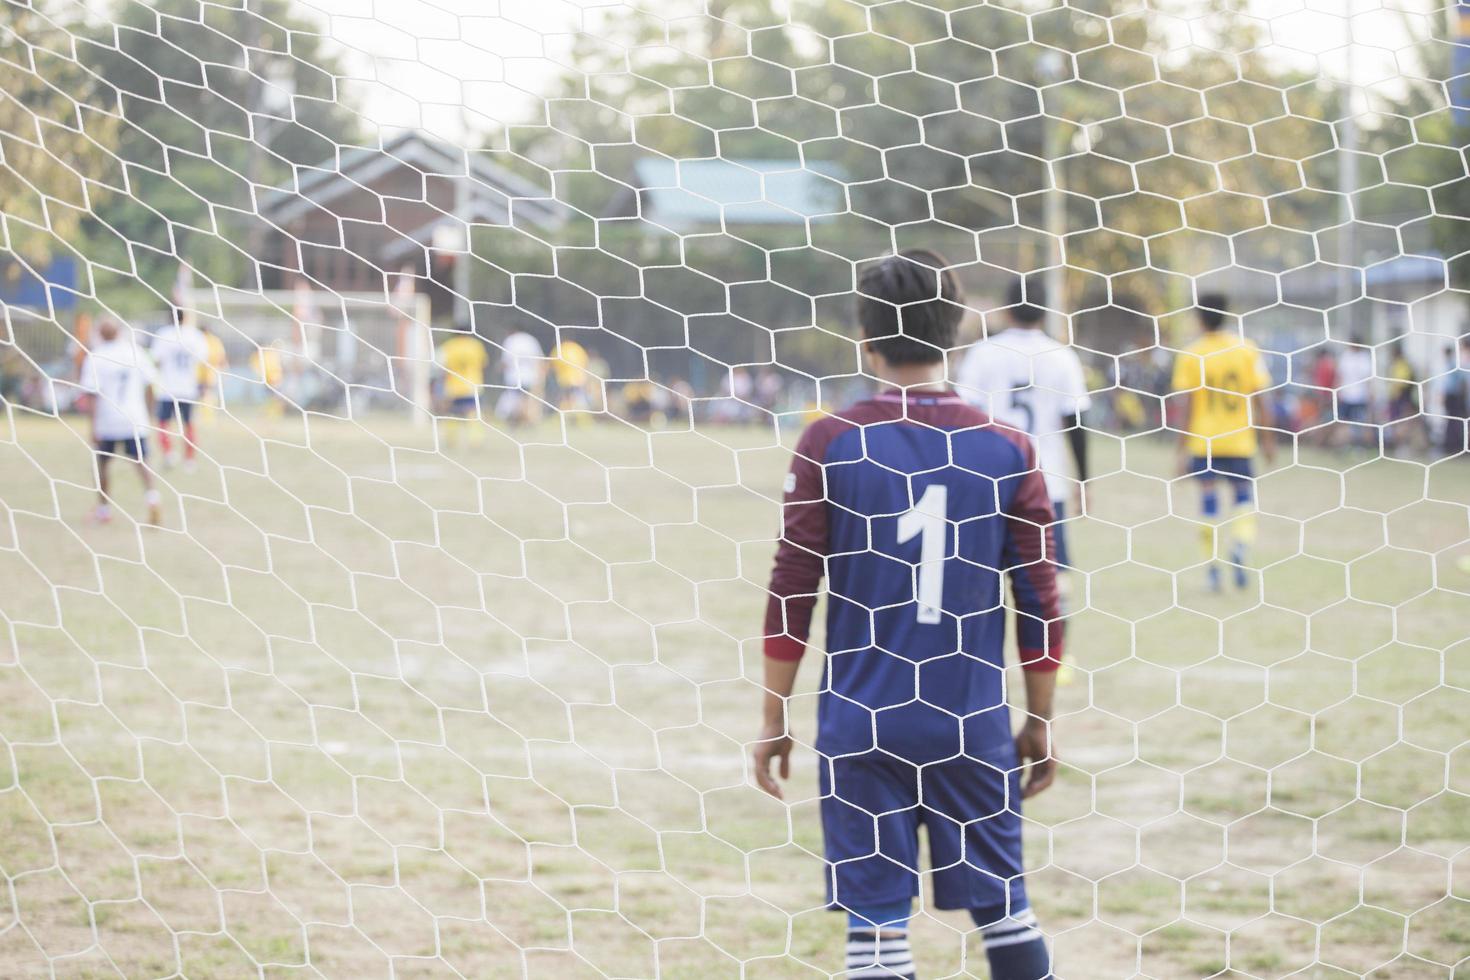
left=764, top=388, right=1064, bottom=763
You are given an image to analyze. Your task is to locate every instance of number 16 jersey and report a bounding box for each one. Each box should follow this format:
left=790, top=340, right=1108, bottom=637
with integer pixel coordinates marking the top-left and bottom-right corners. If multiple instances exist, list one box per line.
left=1170, top=331, right=1273, bottom=459
left=955, top=328, right=1091, bottom=504
left=763, top=388, right=1064, bottom=764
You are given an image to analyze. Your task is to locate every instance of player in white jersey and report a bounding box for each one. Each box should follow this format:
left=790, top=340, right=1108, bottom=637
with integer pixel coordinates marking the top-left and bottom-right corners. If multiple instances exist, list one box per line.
left=149, top=307, right=209, bottom=469
left=496, top=329, right=546, bottom=426
left=956, top=278, right=1091, bottom=584
left=79, top=318, right=162, bottom=525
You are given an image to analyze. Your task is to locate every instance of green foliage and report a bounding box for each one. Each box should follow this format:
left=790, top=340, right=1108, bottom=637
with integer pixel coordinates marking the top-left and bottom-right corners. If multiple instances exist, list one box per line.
left=74, top=0, right=360, bottom=311
left=506, top=0, right=1385, bottom=367
left=7, top=0, right=1464, bottom=354
left=0, top=0, right=121, bottom=264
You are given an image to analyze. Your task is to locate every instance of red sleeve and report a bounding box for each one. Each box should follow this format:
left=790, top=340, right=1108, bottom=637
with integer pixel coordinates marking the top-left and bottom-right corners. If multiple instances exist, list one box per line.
left=762, top=421, right=837, bottom=662
left=1000, top=433, right=1065, bottom=671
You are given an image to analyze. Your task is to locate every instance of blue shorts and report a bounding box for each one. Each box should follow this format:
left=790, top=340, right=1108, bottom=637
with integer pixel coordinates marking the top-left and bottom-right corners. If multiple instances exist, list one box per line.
left=1188, top=455, right=1253, bottom=497
left=157, top=399, right=193, bottom=425
left=96, top=437, right=147, bottom=460
left=449, top=395, right=477, bottom=416
left=820, top=745, right=1028, bottom=913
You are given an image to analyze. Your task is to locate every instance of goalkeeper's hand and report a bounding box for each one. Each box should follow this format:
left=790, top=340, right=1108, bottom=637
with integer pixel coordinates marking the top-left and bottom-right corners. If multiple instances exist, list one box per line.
left=1016, top=717, right=1057, bottom=799
left=753, top=722, right=793, bottom=800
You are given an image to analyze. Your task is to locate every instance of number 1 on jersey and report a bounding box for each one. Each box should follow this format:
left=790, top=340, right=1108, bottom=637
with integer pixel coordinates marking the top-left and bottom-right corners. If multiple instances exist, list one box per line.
left=896, top=483, right=948, bottom=624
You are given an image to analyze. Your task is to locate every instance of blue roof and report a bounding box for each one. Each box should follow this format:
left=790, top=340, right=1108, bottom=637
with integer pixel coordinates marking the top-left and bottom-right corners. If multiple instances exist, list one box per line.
left=632, top=158, right=847, bottom=227
left=0, top=254, right=77, bottom=310
left=1364, top=254, right=1446, bottom=287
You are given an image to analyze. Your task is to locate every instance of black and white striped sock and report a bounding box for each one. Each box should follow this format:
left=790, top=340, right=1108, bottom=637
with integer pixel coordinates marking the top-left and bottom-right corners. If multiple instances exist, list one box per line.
left=846, top=927, right=916, bottom=979
left=979, top=907, right=1050, bottom=979
left=982, top=906, right=1042, bottom=949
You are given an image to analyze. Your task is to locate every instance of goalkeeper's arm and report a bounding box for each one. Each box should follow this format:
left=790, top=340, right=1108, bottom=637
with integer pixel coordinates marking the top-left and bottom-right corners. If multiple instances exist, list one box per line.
left=754, top=425, right=830, bottom=798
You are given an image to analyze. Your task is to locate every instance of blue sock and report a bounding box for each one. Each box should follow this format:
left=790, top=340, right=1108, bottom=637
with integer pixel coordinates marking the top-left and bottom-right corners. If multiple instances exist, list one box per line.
left=971, top=905, right=1050, bottom=980
left=1200, top=487, right=1221, bottom=585
left=1231, top=483, right=1253, bottom=585
left=1201, top=488, right=1219, bottom=520
left=847, top=901, right=914, bottom=978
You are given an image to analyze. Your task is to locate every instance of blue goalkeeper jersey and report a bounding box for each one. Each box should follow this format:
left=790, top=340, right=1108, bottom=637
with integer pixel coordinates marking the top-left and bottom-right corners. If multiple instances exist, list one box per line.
left=764, top=389, right=1062, bottom=764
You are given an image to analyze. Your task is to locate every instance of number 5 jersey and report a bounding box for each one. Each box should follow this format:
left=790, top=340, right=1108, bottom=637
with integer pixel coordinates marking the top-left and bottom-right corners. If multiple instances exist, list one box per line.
left=954, top=328, right=1091, bottom=505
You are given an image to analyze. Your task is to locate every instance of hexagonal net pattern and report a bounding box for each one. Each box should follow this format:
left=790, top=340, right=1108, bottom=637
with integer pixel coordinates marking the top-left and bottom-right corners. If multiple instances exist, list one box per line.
left=1, top=0, right=1468, bottom=976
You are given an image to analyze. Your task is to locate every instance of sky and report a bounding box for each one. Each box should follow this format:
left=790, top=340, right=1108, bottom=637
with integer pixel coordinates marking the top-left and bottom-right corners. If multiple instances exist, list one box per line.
left=295, top=0, right=616, bottom=141
left=283, top=0, right=1446, bottom=145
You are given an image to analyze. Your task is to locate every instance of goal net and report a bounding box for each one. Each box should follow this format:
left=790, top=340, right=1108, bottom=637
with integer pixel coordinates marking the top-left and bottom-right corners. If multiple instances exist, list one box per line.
left=0, top=0, right=1466, bottom=977
left=180, top=284, right=435, bottom=421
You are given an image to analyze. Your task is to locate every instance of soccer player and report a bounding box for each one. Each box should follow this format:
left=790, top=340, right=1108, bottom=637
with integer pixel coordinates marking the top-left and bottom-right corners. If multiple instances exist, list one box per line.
left=437, top=324, right=489, bottom=448
left=552, top=337, right=593, bottom=414
left=496, top=329, right=546, bottom=426
left=251, top=342, right=286, bottom=418
left=956, top=277, right=1090, bottom=602
left=755, top=250, right=1062, bottom=980
left=149, top=306, right=208, bottom=469
left=1169, top=293, right=1275, bottom=592
left=79, top=318, right=162, bottom=525
left=196, top=322, right=229, bottom=422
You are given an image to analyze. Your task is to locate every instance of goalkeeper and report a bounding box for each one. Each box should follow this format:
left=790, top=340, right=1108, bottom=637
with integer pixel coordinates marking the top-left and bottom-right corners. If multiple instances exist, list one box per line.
left=756, top=251, right=1062, bottom=980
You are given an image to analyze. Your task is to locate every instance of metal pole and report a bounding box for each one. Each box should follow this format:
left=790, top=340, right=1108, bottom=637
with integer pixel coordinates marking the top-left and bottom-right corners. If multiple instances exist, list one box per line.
left=1039, top=51, right=1067, bottom=341
left=453, top=163, right=471, bottom=327
left=414, top=292, right=434, bottom=426
left=1044, top=122, right=1067, bottom=341
left=1339, top=1, right=1360, bottom=341
left=245, top=42, right=293, bottom=292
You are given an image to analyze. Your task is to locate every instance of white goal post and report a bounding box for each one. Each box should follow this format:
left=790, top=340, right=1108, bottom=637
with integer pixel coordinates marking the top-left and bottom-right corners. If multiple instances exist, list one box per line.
left=182, top=283, right=434, bottom=423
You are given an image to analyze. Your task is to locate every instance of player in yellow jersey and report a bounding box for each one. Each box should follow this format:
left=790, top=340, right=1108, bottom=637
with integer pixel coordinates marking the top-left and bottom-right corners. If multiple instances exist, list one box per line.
left=437, top=325, right=490, bottom=448
left=552, top=338, right=593, bottom=415
left=196, top=323, right=228, bottom=423
left=251, top=342, right=285, bottom=418
left=1170, top=293, right=1276, bottom=592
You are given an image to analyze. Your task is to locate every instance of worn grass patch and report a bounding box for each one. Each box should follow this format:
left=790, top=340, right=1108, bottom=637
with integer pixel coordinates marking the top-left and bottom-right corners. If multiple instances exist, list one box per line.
left=0, top=411, right=1466, bottom=977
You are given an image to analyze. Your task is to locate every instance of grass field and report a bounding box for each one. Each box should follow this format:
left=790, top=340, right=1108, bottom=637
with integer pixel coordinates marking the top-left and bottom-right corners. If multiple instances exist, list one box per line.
left=0, top=405, right=1466, bottom=979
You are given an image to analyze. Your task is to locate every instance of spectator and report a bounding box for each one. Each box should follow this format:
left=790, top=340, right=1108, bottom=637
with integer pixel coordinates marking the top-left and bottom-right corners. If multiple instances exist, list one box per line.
left=1443, top=337, right=1470, bottom=457
left=1335, top=335, right=1373, bottom=448
left=755, top=367, right=782, bottom=418
left=713, top=367, right=755, bottom=423
left=1305, top=346, right=1337, bottom=441
left=1385, top=343, right=1423, bottom=452
left=1386, top=344, right=1418, bottom=419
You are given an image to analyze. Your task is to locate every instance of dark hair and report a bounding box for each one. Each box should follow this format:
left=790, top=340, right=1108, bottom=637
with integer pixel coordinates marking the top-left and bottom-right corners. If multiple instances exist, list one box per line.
left=1006, top=275, right=1047, bottom=325
left=856, top=249, right=963, bottom=365
left=1196, top=292, right=1228, bottom=330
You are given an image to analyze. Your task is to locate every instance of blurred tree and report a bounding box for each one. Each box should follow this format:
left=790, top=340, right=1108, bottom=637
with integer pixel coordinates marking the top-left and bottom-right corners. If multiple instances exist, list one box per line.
left=1351, top=5, right=1470, bottom=290
left=76, top=0, right=360, bottom=308
left=0, top=0, right=122, bottom=265
left=509, top=0, right=1359, bottom=372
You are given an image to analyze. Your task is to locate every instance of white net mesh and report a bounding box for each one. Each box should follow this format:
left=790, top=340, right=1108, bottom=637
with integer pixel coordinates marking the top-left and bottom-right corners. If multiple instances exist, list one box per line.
left=2, top=0, right=1468, bottom=976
